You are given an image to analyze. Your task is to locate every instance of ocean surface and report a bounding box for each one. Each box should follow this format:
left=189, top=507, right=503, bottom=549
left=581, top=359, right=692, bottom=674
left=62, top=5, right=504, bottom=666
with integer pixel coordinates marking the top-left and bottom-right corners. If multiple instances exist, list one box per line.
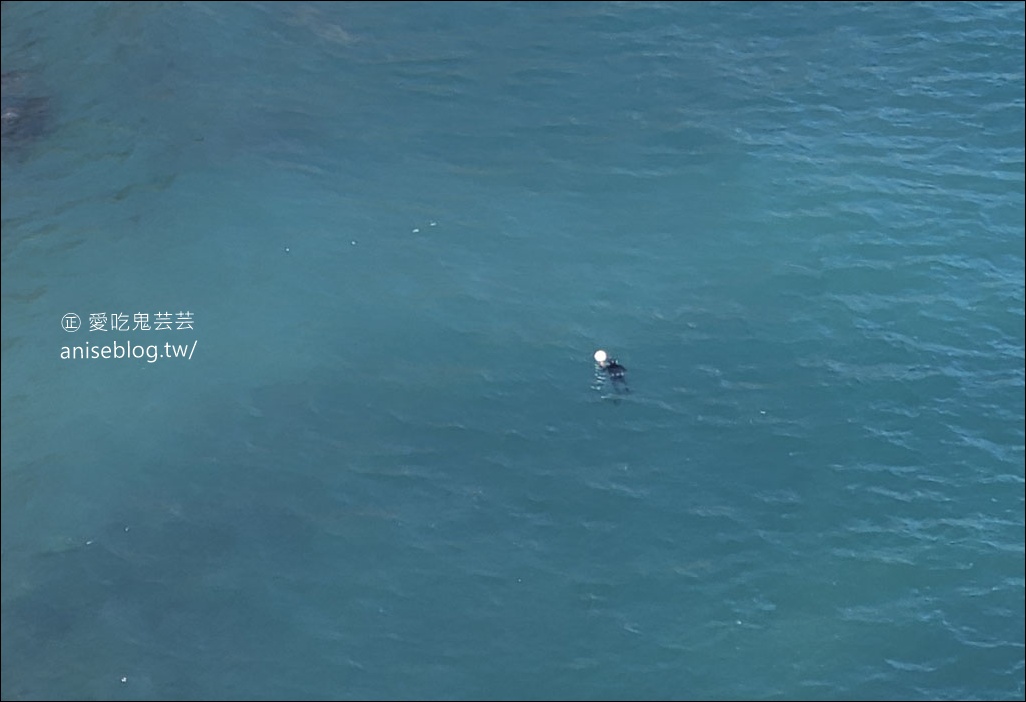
left=1, top=2, right=1023, bottom=700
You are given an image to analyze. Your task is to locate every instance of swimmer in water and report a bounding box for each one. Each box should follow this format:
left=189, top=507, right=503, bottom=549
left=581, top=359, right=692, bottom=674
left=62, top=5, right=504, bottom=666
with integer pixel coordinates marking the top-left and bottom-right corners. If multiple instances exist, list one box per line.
left=594, top=349, right=629, bottom=393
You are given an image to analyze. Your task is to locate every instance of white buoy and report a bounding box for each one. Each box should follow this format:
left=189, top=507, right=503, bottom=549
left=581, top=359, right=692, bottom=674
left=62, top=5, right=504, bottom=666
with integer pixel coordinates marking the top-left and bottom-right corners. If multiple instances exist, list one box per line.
left=594, top=349, right=607, bottom=364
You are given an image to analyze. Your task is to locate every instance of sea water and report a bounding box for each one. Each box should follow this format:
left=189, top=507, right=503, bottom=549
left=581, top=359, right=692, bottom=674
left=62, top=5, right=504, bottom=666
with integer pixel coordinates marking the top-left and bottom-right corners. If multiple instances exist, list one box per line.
left=2, top=2, right=1023, bottom=699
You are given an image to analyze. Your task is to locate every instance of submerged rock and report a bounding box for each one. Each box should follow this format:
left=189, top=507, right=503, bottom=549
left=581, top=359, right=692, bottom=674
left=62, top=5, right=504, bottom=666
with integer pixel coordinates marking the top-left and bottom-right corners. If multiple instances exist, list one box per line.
left=1, top=71, right=51, bottom=157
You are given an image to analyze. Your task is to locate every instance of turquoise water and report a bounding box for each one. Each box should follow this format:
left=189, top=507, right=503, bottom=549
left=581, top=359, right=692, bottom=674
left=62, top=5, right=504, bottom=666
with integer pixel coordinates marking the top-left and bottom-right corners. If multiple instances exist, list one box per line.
left=2, top=2, right=1023, bottom=699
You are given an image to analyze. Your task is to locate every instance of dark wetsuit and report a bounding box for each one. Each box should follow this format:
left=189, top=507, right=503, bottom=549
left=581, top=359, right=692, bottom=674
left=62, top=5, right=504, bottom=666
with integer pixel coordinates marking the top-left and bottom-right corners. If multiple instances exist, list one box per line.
left=602, top=359, right=629, bottom=393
